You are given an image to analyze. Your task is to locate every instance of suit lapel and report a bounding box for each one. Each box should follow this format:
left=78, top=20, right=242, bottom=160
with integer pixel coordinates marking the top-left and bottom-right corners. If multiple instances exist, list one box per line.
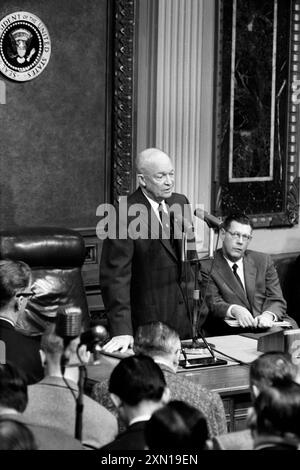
left=133, top=189, right=179, bottom=262
left=216, top=251, right=250, bottom=307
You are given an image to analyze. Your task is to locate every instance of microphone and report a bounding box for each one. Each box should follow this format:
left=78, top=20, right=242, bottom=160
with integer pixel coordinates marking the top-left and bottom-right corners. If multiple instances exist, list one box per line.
left=80, top=324, right=108, bottom=363
left=80, top=324, right=108, bottom=351
left=194, top=209, right=223, bottom=230
left=56, top=306, right=82, bottom=340
left=55, top=306, right=82, bottom=372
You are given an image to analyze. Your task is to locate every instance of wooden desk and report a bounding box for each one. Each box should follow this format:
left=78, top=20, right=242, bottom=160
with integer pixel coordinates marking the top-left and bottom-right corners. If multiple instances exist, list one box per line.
left=86, top=335, right=260, bottom=431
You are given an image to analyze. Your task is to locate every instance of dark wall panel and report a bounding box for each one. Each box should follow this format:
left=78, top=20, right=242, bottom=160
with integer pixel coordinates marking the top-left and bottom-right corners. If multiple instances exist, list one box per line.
left=0, top=0, right=109, bottom=228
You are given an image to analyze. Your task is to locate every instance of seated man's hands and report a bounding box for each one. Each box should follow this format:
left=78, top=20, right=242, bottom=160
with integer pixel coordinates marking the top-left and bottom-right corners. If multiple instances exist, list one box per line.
left=102, top=334, right=134, bottom=353
left=254, top=312, right=274, bottom=329
left=231, top=305, right=257, bottom=328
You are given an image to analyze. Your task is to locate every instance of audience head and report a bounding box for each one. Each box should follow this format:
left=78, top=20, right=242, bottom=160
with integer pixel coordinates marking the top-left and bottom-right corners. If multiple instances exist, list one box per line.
left=0, top=259, right=32, bottom=313
left=221, top=212, right=253, bottom=262
left=136, top=148, right=175, bottom=202
left=249, top=352, right=298, bottom=398
left=41, top=329, right=89, bottom=373
left=109, top=355, right=169, bottom=423
left=249, top=380, right=300, bottom=446
left=0, top=418, right=37, bottom=450
left=134, top=321, right=181, bottom=371
left=0, top=363, right=28, bottom=413
left=145, top=400, right=209, bottom=451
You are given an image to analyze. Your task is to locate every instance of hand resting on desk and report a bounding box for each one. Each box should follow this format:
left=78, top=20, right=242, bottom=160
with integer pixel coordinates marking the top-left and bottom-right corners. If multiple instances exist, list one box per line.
left=227, top=306, right=290, bottom=329
left=102, top=334, right=134, bottom=353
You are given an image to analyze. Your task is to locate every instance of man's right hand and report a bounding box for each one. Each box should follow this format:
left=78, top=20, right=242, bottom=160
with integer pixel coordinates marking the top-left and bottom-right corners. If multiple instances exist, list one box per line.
left=102, top=335, right=134, bottom=353
left=231, top=306, right=256, bottom=328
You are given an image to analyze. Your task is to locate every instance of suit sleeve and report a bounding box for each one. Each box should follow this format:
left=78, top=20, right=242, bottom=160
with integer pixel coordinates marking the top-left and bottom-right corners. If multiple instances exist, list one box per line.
left=200, top=261, right=231, bottom=320
left=100, top=207, right=134, bottom=337
left=261, top=255, right=286, bottom=319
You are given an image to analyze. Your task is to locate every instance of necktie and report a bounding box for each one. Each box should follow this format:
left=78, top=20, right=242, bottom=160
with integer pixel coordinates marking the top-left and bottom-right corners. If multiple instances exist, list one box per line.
left=232, top=263, right=244, bottom=290
left=158, top=203, right=175, bottom=248
left=158, top=202, right=164, bottom=222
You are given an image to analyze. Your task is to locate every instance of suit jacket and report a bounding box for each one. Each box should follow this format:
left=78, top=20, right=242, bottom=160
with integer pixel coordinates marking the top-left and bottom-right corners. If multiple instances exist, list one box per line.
left=200, top=249, right=287, bottom=335
left=91, top=362, right=227, bottom=438
left=22, top=376, right=118, bottom=449
left=99, top=420, right=147, bottom=451
left=0, top=319, right=44, bottom=384
left=212, top=429, right=253, bottom=450
left=100, top=188, right=196, bottom=339
left=0, top=413, right=84, bottom=450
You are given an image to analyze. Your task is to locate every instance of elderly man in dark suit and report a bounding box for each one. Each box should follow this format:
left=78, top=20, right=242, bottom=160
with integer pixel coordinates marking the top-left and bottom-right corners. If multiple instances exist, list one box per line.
left=200, top=213, right=296, bottom=336
left=100, top=148, right=196, bottom=353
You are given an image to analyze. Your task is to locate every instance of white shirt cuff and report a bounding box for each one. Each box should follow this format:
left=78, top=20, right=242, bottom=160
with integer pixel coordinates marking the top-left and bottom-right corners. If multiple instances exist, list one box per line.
left=226, top=305, right=238, bottom=319
left=261, top=311, right=277, bottom=321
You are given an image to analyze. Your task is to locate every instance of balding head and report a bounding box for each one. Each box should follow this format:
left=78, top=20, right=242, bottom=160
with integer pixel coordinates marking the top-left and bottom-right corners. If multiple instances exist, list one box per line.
left=136, top=148, right=175, bottom=202
left=136, top=148, right=171, bottom=173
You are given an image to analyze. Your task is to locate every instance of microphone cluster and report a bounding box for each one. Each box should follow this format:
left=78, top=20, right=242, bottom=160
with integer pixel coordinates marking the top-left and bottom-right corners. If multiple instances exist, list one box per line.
left=55, top=306, right=108, bottom=352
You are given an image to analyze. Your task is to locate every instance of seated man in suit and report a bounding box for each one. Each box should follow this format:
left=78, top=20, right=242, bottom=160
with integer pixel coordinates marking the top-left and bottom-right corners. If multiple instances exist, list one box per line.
left=212, top=351, right=299, bottom=450
left=250, top=380, right=300, bottom=450
left=23, top=326, right=118, bottom=449
left=0, top=362, right=83, bottom=450
left=0, top=260, right=44, bottom=384
left=98, top=355, right=170, bottom=451
left=200, top=212, right=296, bottom=336
left=91, top=321, right=227, bottom=437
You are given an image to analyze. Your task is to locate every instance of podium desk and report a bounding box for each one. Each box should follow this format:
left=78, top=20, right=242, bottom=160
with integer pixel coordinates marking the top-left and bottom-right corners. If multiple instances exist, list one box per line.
left=86, top=335, right=260, bottom=432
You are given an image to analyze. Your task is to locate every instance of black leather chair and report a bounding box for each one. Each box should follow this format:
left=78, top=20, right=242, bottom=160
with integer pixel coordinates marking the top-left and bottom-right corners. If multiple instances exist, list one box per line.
left=0, top=227, right=89, bottom=335
left=271, top=252, right=300, bottom=325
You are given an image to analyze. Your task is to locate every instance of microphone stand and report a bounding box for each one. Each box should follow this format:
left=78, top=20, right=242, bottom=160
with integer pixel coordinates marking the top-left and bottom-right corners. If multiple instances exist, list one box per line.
left=181, top=227, right=227, bottom=368
left=75, top=363, right=86, bottom=441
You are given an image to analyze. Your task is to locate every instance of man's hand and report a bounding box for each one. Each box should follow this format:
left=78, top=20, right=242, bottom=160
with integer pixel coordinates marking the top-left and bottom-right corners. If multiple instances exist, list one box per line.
left=102, top=335, right=134, bottom=353
left=231, top=306, right=257, bottom=328
left=254, top=312, right=274, bottom=329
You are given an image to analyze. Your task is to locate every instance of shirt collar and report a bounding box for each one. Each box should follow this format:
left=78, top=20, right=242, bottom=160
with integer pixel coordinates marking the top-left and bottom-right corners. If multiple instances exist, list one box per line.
left=223, top=255, right=244, bottom=270
left=142, top=190, right=167, bottom=213
left=0, top=317, right=15, bottom=327
left=129, top=415, right=152, bottom=426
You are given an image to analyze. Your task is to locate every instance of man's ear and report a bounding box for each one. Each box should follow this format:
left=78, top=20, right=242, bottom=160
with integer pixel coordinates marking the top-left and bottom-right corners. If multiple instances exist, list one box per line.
left=161, top=386, right=171, bottom=404
left=110, top=393, right=122, bottom=409
left=137, top=173, right=146, bottom=187
left=205, top=439, right=214, bottom=450
left=40, top=349, right=46, bottom=367
left=252, top=384, right=259, bottom=398
left=220, top=227, right=226, bottom=241
left=246, top=406, right=257, bottom=433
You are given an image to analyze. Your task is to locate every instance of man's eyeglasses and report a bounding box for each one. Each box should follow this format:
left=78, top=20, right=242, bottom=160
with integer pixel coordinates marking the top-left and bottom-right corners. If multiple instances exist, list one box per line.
left=16, top=290, right=35, bottom=299
left=226, top=230, right=252, bottom=242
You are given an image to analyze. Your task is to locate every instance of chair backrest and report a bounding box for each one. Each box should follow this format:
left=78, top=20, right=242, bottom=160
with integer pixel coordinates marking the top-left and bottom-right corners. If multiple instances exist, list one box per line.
left=0, top=227, right=89, bottom=335
left=271, top=252, right=300, bottom=323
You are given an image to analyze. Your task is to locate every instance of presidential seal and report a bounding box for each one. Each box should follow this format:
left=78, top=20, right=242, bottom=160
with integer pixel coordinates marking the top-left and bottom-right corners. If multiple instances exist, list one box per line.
left=0, top=11, right=51, bottom=81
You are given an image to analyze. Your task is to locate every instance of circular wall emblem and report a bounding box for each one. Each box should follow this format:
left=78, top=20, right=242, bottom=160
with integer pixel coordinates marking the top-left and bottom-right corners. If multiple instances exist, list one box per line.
left=0, top=11, right=51, bottom=81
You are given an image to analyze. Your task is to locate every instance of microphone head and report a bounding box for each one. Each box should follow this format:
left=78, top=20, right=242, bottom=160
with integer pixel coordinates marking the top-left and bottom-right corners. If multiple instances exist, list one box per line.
left=55, top=306, right=82, bottom=339
left=80, top=324, right=108, bottom=350
left=194, top=209, right=223, bottom=230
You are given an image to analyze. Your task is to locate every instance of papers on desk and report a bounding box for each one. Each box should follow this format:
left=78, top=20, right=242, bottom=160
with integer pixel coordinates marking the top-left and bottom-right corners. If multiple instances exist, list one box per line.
left=225, top=319, right=292, bottom=328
